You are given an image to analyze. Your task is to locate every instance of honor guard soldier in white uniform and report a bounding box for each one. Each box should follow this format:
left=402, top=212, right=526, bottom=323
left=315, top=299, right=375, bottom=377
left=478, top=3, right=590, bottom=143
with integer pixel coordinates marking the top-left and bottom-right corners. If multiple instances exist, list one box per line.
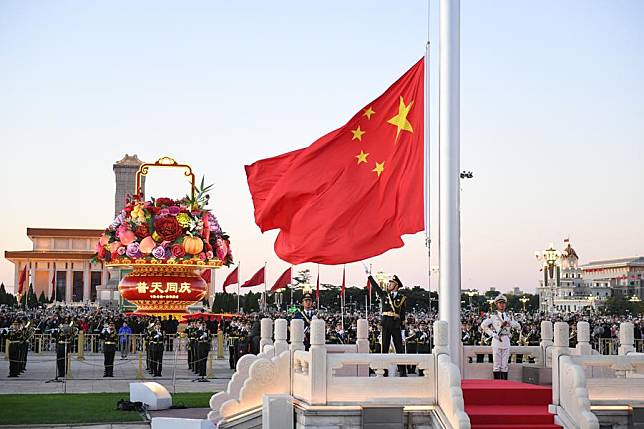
left=480, top=294, right=521, bottom=380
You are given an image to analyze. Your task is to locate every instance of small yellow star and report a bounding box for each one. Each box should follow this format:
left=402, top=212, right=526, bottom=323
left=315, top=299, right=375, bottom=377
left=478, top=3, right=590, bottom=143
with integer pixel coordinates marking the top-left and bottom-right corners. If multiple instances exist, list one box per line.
left=356, top=150, right=369, bottom=164
left=387, top=96, right=414, bottom=142
left=372, top=161, right=385, bottom=177
left=351, top=125, right=366, bottom=141
left=363, top=106, right=375, bottom=120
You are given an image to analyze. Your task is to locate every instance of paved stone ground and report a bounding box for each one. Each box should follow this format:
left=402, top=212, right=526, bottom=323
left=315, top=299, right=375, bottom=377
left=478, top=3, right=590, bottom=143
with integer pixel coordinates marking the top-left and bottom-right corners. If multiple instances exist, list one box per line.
left=0, top=350, right=234, bottom=394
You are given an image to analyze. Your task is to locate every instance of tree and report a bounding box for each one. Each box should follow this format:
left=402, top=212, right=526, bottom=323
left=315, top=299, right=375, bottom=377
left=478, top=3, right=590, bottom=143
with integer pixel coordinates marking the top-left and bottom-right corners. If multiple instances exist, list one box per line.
left=243, top=292, right=260, bottom=313
left=38, top=291, right=47, bottom=305
left=26, top=284, right=38, bottom=308
left=292, top=269, right=311, bottom=286
left=212, top=292, right=238, bottom=313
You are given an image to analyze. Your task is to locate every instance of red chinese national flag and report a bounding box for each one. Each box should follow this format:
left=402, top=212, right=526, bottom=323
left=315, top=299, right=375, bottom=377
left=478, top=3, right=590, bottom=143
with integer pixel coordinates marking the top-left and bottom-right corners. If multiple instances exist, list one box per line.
left=271, top=267, right=292, bottom=292
left=245, top=58, right=424, bottom=264
left=222, top=266, right=239, bottom=293
left=242, top=266, right=265, bottom=288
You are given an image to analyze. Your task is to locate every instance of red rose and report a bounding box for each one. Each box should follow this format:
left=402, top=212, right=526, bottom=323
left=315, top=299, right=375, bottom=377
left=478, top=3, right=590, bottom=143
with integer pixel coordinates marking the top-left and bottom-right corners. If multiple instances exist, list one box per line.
left=154, top=217, right=182, bottom=241
left=134, top=224, right=150, bottom=239
left=149, top=206, right=160, bottom=215
left=171, top=244, right=186, bottom=258
left=155, top=197, right=175, bottom=207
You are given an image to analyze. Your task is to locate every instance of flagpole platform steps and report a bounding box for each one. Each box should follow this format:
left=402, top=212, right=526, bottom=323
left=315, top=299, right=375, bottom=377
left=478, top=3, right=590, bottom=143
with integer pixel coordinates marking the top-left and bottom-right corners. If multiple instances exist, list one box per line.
left=462, top=379, right=561, bottom=429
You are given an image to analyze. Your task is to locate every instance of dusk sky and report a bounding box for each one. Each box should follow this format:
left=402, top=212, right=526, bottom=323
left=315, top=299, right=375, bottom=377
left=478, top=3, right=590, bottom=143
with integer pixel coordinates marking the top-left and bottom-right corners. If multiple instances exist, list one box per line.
left=1, top=1, right=642, bottom=295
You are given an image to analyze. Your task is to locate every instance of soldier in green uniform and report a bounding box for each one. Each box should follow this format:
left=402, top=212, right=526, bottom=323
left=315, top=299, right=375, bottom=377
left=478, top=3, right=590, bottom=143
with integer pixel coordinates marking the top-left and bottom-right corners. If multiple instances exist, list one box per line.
left=150, top=321, right=164, bottom=377
left=416, top=320, right=431, bottom=376
left=101, top=321, right=118, bottom=377
left=53, top=319, right=77, bottom=380
left=196, top=321, right=211, bottom=381
left=7, top=321, right=22, bottom=377
left=368, top=274, right=408, bottom=377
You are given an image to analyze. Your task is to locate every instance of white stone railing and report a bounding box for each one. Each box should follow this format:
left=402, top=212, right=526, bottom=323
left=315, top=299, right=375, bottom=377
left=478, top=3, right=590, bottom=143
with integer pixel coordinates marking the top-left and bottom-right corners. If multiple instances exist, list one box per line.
left=462, top=345, right=543, bottom=379
left=437, top=353, right=470, bottom=429
left=552, top=321, right=643, bottom=429
left=325, top=352, right=435, bottom=404
left=210, top=317, right=470, bottom=428
left=292, top=349, right=313, bottom=403
left=557, top=355, right=600, bottom=429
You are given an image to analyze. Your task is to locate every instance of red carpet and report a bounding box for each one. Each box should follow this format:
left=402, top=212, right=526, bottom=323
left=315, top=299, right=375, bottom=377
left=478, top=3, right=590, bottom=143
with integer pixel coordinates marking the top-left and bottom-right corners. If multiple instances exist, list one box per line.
left=462, top=379, right=561, bottom=429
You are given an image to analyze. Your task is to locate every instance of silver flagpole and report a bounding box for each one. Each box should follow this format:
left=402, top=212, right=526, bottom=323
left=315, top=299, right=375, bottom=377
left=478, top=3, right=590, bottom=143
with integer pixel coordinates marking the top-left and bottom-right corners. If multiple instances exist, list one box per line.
left=237, top=262, right=241, bottom=314
left=438, top=0, right=462, bottom=368
left=425, top=0, right=433, bottom=315
left=263, top=262, right=267, bottom=313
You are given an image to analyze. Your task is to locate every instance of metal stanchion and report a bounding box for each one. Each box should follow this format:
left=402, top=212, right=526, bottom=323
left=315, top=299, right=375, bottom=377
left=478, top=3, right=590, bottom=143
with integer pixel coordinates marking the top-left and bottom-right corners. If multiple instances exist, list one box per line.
left=66, top=352, right=73, bottom=379
left=77, top=331, right=85, bottom=360
left=172, top=337, right=179, bottom=395
left=217, top=330, right=224, bottom=359
left=137, top=351, right=144, bottom=380
left=207, top=353, right=214, bottom=378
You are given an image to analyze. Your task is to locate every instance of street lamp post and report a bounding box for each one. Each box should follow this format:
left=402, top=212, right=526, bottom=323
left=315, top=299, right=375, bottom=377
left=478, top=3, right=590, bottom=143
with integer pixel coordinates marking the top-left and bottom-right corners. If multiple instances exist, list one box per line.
left=486, top=298, right=494, bottom=314
left=535, top=243, right=563, bottom=314
left=519, top=296, right=529, bottom=312
left=465, top=289, right=477, bottom=310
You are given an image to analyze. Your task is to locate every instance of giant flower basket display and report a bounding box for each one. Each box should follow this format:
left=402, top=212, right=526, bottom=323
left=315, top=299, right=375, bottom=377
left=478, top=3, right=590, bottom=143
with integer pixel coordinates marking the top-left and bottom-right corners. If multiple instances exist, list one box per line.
left=94, top=157, right=233, bottom=317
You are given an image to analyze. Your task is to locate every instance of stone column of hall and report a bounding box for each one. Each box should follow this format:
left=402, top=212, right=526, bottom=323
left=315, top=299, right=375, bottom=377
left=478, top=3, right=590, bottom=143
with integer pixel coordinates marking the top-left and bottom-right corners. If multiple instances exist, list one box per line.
left=83, top=262, right=91, bottom=303
left=66, top=264, right=73, bottom=303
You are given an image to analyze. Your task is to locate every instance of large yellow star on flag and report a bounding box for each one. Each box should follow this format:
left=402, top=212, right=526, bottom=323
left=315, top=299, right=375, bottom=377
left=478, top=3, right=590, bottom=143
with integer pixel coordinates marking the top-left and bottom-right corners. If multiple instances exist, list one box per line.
left=351, top=125, right=366, bottom=141
left=355, top=150, right=369, bottom=164
left=372, top=161, right=385, bottom=177
left=387, top=96, right=414, bottom=141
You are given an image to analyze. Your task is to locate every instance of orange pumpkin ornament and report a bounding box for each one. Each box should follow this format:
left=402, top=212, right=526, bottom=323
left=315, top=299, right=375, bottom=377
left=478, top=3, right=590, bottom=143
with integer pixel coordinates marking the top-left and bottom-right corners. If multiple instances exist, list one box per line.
left=183, top=236, right=204, bottom=255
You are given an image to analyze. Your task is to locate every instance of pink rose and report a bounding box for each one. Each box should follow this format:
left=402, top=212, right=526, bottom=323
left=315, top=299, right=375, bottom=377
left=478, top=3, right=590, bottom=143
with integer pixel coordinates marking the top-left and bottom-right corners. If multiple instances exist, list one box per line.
left=198, top=252, right=206, bottom=261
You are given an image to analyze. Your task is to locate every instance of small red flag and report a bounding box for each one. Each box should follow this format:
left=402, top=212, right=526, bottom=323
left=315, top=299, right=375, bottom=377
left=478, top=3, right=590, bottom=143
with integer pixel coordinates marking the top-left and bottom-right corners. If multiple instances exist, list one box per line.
left=242, top=266, right=265, bottom=288
left=316, top=271, right=320, bottom=303
left=364, top=277, right=371, bottom=295
left=271, top=267, right=292, bottom=292
left=17, top=266, right=27, bottom=295
left=222, top=266, right=239, bottom=293
left=245, top=58, right=425, bottom=264
left=340, top=266, right=346, bottom=298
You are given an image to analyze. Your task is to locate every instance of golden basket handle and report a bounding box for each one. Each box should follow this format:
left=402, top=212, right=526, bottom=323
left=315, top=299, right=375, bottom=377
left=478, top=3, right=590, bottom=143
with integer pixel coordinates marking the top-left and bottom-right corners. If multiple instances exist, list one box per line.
left=136, top=157, right=195, bottom=200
